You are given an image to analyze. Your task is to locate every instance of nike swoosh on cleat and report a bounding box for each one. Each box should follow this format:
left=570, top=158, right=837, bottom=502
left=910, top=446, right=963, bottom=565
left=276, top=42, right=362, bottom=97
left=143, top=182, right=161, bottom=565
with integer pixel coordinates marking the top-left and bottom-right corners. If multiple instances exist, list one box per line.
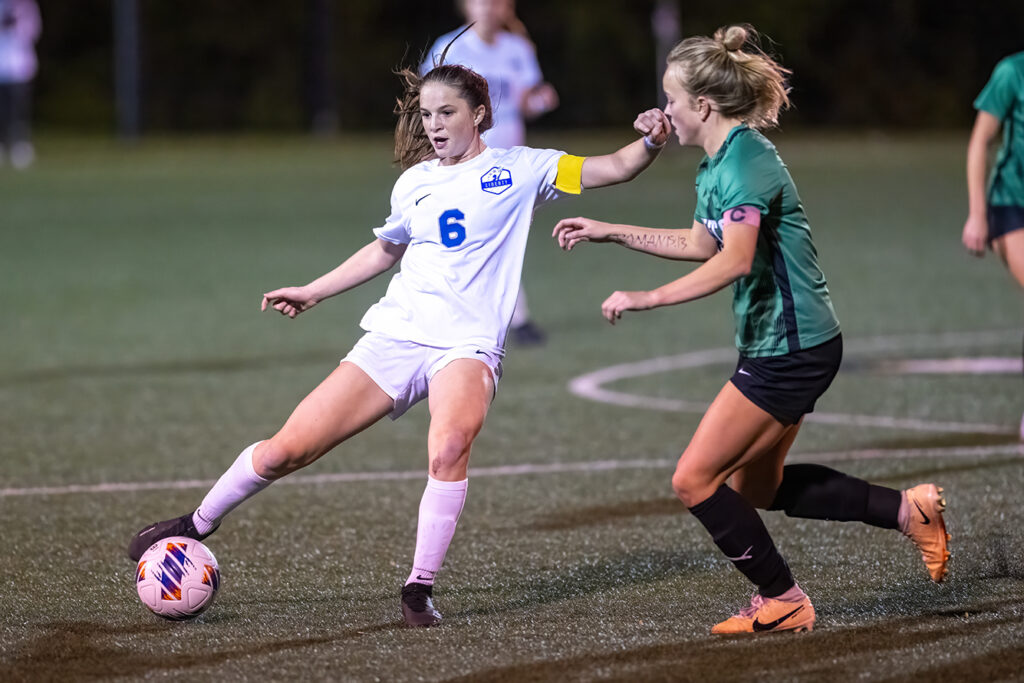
left=913, top=500, right=930, bottom=525
left=752, top=604, right=804, bottom=632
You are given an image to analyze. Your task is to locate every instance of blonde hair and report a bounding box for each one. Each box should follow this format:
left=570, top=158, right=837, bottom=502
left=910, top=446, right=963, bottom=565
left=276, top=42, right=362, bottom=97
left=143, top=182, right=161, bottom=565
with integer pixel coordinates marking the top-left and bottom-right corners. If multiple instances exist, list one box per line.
left=393, top=64, right=493, bottom=170
left=666, top=24, right=791, bottom=129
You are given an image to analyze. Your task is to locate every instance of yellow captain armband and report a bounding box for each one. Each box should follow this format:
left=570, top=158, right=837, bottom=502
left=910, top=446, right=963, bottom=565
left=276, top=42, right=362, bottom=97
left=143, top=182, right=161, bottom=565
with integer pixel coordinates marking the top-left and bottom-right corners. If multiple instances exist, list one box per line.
left=554, top=154, right=585, bottom=195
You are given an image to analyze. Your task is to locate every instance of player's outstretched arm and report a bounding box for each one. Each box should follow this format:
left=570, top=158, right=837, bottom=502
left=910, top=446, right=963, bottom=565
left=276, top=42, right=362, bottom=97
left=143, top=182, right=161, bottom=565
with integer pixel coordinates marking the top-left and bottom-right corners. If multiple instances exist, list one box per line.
left=962, top=110, right=1000, bottom=257
left=600, top=219, right=758, bottom=325
left=579, top=109, right=671, bottom=189
left=553, top=217, right=717, bottom=262
left=262, top=238, right=407, bottom=318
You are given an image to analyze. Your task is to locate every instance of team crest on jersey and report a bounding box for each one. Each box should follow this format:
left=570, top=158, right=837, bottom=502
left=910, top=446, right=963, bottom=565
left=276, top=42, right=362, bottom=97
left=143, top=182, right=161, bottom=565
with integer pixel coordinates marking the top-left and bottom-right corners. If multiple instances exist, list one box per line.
left=480, top=167, right=513, bottom=195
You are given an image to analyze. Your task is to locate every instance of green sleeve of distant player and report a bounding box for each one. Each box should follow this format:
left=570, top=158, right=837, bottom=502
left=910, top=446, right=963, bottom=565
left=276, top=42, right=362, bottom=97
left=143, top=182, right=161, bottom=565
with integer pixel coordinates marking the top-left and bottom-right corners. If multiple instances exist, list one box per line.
left=975, top=56, right=1022, bottom=120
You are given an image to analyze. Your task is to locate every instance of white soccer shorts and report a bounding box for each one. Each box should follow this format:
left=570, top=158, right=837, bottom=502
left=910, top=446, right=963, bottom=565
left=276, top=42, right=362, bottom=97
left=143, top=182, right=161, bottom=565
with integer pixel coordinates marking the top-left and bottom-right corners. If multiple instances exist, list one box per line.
left=341, top=332, right=503, bottom=419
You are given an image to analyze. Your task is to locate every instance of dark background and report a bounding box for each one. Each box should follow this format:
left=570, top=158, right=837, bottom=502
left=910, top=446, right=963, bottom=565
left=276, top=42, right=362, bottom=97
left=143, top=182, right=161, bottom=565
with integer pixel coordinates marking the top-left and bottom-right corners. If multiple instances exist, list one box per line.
left=31, top=0, right=1024, bottom=134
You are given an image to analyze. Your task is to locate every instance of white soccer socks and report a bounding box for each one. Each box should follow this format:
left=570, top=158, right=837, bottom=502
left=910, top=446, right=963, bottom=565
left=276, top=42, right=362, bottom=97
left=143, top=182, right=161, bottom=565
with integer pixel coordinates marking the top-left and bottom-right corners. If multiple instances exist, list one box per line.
left=193, top=442, right=272, bottom=535
left=406, top=476, right=468, bottom=586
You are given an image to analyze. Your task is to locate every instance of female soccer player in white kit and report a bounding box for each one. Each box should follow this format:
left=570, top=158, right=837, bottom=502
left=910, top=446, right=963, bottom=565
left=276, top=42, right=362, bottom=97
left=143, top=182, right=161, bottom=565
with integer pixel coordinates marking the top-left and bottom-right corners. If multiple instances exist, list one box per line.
left=128, top=61, right=671, bottom=627
left=425, top=0, right=560, bottom=344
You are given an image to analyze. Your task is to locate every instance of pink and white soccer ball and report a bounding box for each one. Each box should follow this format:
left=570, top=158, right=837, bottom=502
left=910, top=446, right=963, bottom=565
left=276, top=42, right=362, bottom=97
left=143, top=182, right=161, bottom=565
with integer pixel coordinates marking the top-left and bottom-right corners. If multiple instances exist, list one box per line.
left=135, top=536, right=220, bottom=620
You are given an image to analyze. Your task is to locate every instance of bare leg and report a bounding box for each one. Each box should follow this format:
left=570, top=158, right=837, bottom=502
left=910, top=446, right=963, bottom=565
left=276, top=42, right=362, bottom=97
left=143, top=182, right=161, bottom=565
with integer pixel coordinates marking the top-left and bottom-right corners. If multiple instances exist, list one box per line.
left=672, top=382, right=792, bottom=508
left=195, top=362, right=392, bottom=526
left=401, top=358, right=494, bottom=626
left=425, top=358, right=494, bottom=480
left=992, top=231, right=1024, bottom=438
left=129, top=361, right=395, bottom=560
left=729, top=418, right=803, bottom=509
left=992, top=230, right=1024, bottom=288
left=671, top=382, right=798, bottom=599
left=254, top=361, right=395, bottom=478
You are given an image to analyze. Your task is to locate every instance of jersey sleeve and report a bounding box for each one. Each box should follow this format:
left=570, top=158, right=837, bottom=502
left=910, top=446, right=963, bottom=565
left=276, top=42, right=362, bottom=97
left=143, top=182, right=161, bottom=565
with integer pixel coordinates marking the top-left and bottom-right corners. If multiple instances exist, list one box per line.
left=717, top=144, right=779, bottom=216
left=525, top=147, right=582, bottom=206
left=372, top=185, right=412, bottom=244
left=975, top=57, right=1022, bottom=120
left=693, top=163, right=710, bottom=223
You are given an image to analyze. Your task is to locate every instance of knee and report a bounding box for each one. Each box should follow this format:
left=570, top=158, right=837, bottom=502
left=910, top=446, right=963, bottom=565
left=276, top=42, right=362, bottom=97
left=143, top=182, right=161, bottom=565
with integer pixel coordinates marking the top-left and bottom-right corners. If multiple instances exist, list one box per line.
left=671, top=462, right=715, bottom=508
left=429, top=429, right=473, bottom=479
left=254, top=438, right=318, bottom=479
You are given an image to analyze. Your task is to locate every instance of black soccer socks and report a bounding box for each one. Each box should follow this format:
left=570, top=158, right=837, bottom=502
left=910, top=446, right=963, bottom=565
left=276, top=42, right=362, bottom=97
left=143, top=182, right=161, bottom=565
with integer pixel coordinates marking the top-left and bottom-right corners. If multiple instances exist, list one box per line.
left=769, top=463, right=900, bottom=529
left=689, top=484, right=795, bottom=598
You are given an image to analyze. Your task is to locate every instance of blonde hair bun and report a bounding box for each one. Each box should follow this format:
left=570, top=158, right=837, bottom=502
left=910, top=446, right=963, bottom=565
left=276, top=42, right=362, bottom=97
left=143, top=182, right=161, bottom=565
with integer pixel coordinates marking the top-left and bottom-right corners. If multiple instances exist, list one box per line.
left=716, top=25, right=748, bottom=51
left=666, top=24, right=790, bottom=130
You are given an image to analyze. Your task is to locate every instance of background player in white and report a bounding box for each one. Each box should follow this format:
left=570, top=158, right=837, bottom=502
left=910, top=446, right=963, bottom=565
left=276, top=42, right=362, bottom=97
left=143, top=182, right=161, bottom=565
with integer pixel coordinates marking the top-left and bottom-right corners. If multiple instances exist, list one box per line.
left=129, top=61, right=671, bottom=627
left=425, top=0, right=559, bottom=345
left=0, top=0, right=41, bottom=169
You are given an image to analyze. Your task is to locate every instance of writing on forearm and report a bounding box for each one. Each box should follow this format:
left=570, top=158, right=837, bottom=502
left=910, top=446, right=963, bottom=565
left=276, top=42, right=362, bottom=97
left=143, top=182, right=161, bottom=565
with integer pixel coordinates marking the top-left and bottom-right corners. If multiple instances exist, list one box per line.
left=610, top=232, right=686, bottom=252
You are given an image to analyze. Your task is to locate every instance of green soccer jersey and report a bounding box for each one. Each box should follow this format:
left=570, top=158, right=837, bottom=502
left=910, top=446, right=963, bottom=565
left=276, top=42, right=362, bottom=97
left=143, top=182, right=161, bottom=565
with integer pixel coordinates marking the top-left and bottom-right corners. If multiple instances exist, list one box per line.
left=975, top=52, right=1024, bottom=207
left=694, top=125, right=840, bottom=357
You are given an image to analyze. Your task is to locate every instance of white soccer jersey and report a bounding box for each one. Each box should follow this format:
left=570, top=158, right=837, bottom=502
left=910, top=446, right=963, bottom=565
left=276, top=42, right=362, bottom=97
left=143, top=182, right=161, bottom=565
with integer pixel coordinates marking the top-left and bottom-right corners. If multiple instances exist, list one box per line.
left=423, top=28, right=543, bottom=149
left=360, top=146, right=581, bottom=352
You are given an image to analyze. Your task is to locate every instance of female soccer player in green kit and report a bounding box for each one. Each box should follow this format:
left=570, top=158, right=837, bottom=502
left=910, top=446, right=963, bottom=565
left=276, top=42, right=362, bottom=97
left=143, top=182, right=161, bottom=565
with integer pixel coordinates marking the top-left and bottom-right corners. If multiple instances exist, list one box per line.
left=553, top=25, right=950, bottom=634
left=962, top=51, right=1024, bottom=438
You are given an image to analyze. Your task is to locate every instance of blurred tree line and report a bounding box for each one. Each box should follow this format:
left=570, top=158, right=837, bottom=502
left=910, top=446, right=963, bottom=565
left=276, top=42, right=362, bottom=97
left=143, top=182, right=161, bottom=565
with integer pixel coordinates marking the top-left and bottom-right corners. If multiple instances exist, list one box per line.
left=33, top=0, right=1024, bottom=133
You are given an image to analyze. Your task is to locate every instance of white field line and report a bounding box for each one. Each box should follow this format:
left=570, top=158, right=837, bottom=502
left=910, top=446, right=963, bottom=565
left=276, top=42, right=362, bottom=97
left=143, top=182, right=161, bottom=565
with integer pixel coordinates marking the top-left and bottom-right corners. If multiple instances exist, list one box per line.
left=873, top=357, right=1023, bottom=374
left=2, top=445, right=1023, bottom=498
left=4, top=330, right=1019, bottom=499
left=568, top=331, right=1021, bottom=435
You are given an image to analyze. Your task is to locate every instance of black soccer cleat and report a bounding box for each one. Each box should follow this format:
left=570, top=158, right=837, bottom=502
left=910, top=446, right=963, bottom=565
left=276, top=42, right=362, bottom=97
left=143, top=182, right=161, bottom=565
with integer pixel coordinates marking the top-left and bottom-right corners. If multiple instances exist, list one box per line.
left=401, top=582, right=442, bottom=627
left=510, top=320, right=546, bottom=347
left=128, top=512, right=218, bottom=562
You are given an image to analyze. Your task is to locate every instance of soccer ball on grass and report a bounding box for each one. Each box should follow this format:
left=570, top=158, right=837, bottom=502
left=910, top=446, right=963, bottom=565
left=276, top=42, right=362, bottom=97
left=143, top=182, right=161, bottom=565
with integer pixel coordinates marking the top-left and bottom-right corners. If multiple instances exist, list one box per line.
left=135, top=536, right=220, bottom=620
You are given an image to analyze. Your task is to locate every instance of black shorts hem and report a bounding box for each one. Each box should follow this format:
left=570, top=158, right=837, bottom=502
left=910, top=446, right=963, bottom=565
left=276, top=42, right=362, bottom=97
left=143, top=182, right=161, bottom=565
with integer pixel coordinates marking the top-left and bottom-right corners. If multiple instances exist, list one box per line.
left=729, top=334, right=843, bottom=426
left=988, top=205, right=1024, bottom=242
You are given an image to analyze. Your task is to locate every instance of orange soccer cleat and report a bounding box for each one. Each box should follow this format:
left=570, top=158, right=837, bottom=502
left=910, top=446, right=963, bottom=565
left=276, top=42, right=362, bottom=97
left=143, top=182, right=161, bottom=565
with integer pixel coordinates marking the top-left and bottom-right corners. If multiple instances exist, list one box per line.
left=711, top=592, right=815, bottom=635
left=901, top=484, right=951, bottom=583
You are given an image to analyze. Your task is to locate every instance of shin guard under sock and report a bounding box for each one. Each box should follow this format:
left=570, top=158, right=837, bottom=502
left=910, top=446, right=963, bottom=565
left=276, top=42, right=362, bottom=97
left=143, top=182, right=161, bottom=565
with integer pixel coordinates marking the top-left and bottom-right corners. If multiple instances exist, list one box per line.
left=768, top=463, right=900, bottom=529
left=689, top=484, right=794, bottom=598
left=406, top=477, right=468, bottom=586
left=193, top=442, right=271, bottom=534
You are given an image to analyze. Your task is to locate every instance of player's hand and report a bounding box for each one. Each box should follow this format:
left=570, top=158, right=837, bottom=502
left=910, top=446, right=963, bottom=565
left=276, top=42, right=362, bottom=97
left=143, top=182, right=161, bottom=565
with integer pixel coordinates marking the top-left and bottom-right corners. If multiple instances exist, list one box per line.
left=523, top=82, right=559, bottom=118
left=634, top=108, right=671, bottom=148
left=261, top=286, right=319, bottom=319
left=553, top=216, right=614, bottom=251
left=601, top=290, right=656, bottom=324
left=961, top=215, right=988, bottom=257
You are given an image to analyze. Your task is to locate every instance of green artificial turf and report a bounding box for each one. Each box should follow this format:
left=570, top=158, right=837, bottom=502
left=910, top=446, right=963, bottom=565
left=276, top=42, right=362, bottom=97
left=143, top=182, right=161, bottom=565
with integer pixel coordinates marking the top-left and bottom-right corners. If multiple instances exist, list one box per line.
left=1, top=132, right=1021, bottom=681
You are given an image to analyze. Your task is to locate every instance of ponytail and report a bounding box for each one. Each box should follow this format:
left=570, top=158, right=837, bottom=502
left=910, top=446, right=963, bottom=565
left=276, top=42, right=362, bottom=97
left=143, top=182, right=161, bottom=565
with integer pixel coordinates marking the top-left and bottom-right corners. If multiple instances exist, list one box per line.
left=667, top=24, right=791, bottom=129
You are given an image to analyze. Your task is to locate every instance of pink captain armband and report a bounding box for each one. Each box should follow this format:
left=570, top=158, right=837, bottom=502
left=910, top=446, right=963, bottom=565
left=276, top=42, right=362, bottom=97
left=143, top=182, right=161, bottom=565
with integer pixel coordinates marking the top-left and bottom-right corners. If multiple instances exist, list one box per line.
left=721, top=205, right=762, bottom=228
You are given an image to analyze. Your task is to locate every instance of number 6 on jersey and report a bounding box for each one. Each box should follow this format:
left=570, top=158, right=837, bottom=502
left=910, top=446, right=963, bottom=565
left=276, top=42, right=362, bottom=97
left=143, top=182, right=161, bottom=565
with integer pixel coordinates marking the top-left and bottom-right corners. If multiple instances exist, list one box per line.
left=439, top=209, right=466, bottom=247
